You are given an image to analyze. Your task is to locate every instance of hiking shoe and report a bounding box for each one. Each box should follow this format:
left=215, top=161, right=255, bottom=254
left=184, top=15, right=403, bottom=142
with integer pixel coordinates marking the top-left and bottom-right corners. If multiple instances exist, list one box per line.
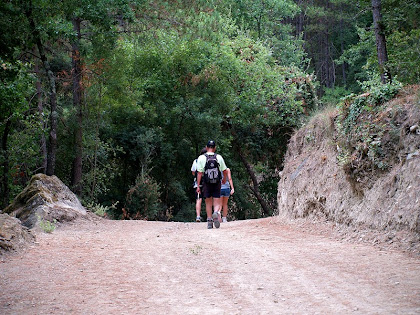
left=196, top=216, right=201, bottom=222
left=212, top=212, right=220, bottom=228
left=207, top=219, right=213, bottom=229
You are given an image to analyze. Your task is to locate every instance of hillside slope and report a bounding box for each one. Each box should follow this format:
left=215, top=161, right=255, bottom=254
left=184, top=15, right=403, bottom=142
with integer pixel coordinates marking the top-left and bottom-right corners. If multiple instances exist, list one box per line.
left=277, top=86, right=420, bottom=253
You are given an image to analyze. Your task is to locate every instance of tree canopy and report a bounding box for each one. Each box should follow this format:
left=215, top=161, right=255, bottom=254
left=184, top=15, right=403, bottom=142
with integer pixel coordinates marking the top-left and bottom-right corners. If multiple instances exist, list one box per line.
left=1, top=0, right=418, bottom=220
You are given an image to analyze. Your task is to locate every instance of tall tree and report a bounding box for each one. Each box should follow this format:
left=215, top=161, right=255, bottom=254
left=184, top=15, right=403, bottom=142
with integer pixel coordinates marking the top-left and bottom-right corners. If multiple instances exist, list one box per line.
left=70, top=17, right=83, bottom=195
left=24, top=0, right=58, bottom=175
left=371, top=0, right=391, bottom=83
left=62, top=0, right=138, bottom=195
left=0, top=61, right=33, bottom=207
left=34, top=56, right=47, bottom=174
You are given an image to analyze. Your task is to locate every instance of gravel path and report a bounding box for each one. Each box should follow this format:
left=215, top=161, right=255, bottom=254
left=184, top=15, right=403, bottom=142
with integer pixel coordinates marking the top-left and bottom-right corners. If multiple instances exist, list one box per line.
left=1, top=217, right=419, bottom=314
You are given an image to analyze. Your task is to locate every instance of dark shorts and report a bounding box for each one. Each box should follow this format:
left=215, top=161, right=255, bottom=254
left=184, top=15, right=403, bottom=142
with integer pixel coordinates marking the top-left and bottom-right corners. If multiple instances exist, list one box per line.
left=202, top=182, right=221, bottom=198
left=220, top=188, right=231, bottom=197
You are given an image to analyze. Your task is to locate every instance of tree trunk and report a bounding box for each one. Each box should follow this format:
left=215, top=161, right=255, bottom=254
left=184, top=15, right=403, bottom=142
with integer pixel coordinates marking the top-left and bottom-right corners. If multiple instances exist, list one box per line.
left=34, top=57, right=47, bottom=173
left=339, top=13, right=347, bottom=87
left=25, top=1, right=57, bottom=176
left=256, top=15, right=262, bottom=39
left=232, top=137, right=271, bottom=216
left=294, top=0, right=305, bottom=37
left=325, top=31, right=332, bottom=88
left=71, top=17, right=83, bottom=195
left=324, top=1, right=335, bottom=89
left=371, top=0, right=391, bottom=83
left=1, top=119, right=11, bottom=208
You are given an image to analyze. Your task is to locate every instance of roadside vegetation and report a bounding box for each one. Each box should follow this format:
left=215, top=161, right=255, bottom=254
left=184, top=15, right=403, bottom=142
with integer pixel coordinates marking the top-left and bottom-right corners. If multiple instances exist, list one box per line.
left=1, top=0, right=418, bottom=221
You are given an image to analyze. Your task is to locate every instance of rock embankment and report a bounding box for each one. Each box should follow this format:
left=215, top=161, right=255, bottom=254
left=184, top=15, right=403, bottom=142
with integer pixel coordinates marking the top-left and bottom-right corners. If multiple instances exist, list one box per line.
left=277, top=86, right=420, bottom=253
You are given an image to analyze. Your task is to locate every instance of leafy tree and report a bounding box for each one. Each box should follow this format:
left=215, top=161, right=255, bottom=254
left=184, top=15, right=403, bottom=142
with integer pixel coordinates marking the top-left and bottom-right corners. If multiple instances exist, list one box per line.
left=337, top=0, right=419, bottom=89
left=1, top=0, right=317, bottom=220
left=97, top=13, right=315, bottom=218
left=371, top=0, right=391, bottom=83
left=0, top=60, right=34, bottom=207
left=58, top=0, right=141, bottom=195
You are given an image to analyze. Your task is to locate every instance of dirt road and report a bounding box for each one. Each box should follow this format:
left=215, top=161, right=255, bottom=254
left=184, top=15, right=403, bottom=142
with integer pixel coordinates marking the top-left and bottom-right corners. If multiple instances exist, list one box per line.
left=1, top=217, right=419, bottom=314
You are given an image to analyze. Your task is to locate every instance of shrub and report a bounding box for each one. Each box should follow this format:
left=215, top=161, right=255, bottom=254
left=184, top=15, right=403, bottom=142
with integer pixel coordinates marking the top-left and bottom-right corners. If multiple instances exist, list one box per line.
left=335, top=79, right=403, bottom=190
left=86, top=201, right=119, bottom=217
left=36, top=215, right=56, bottom=233
left=125, top=173, right=163, bottom=220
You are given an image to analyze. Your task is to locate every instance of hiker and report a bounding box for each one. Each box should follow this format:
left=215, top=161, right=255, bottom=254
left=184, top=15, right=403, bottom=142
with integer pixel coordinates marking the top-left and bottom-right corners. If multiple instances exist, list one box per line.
left=196, top=140, right=228, bottom=229
left=220, top=168, right=234, bottom=223
left=191, top=147, right=207, bottom=222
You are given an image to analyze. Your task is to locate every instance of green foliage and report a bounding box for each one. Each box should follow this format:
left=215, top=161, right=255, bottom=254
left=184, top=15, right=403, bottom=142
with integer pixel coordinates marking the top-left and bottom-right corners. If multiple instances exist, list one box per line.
left=337, top=1, right=420, bottom=89
left=230, top=0, right=299, bottom=38
left=387, top=29, right=420, bottom=84
left=104, top=25, right=315, bottom=219
left=0, top=60, right=34, bottom=120
left=335, top=79, right=403, bottom=188
left=337, top=27, right=377, bottom=89
left=382, top=0, right=420, bottom=33
left=36, top=215, right=56, bottom=233
left=338, top=78, right=401, bottom=136
left=1, top=0, right=317, bottom=220
left=125, top=172, right=163, bottom=220
left=7, top=114, right=45, bottom=189
left=86, top=201, right=119, bottom=217
left=321, top=87, right=352, bottom=107
left=0, top=59, right=35, bottom=205
left=81, top=135, right=123, bottom=205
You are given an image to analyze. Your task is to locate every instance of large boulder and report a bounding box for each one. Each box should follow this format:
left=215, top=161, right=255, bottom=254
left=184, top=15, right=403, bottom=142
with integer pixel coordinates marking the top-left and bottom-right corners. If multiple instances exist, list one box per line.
left=3, top=174, right=87, bottom=229
left=0, top=213, right=34, bottom=252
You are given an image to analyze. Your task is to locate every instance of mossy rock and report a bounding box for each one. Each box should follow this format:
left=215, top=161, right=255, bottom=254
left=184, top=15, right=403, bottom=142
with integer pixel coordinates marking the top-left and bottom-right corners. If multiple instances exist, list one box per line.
left=3, top=174, right=86, bottom=229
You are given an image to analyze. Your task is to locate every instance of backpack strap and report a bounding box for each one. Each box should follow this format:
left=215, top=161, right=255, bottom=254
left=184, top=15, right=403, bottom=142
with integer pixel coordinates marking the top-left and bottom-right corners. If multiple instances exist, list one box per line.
left=213, top=153, right=219, bottom=166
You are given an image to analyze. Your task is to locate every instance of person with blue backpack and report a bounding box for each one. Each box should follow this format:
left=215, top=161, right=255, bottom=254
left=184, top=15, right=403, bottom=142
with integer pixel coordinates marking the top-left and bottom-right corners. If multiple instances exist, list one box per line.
left=196, top=140, right=228, bottom=229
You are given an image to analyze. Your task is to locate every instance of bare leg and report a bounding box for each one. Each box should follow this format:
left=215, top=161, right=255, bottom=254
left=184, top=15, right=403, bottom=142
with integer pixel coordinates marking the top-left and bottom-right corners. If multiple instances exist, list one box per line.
left=205, top=197, right=213, bottom=219
left=221, top=196, right=229, bottom=217
left=213, top=197, right=222, bottom=214
left=195, top=197, right=202, bottom=218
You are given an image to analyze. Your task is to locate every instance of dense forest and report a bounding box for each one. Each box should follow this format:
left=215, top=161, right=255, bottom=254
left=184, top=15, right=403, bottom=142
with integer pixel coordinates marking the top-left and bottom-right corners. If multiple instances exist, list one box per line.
left=1, top=0, right=419, bottom=221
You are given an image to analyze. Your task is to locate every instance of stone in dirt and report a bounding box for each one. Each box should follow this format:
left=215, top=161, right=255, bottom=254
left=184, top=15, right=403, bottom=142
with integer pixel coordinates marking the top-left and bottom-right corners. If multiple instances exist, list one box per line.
left=0, top=213, right=34, bottom=253
left=2, top=174, right=87, bottom=229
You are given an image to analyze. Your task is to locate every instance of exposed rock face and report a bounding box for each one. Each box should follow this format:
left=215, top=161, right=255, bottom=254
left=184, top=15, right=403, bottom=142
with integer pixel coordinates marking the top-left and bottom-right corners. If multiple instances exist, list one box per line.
left=278, top=88, right=420, bottom=251
left=278, top=124, right=420, bottom=231
left=3, top=174, right=87, bottom=229
left=0, top=213, right=34, bottom=252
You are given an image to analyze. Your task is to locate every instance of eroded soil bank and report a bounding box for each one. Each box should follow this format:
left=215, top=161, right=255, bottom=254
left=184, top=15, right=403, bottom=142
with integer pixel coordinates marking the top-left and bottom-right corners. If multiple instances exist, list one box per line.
left=278, top=86, right=420, bottom=254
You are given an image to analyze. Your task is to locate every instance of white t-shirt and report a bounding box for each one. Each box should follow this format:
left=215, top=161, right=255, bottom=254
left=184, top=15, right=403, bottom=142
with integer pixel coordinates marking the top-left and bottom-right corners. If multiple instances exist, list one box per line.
left=191, top=159, right=198, bottom=188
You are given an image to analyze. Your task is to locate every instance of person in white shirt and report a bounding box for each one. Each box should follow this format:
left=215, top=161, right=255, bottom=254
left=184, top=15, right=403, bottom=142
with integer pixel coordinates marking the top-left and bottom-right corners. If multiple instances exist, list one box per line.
left=196, top=140, right=228, bottom=229
left=191, top=147, right=207, bottom=222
